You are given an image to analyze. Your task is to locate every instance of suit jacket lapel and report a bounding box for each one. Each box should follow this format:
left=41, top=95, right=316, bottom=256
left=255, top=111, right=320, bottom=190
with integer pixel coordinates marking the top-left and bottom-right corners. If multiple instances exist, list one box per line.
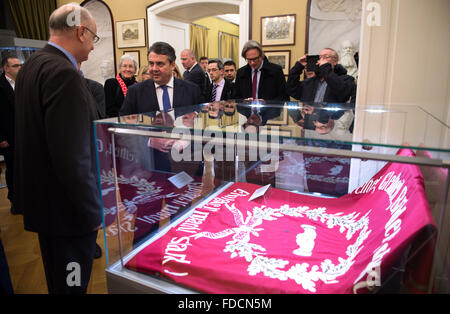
left=144, top=80, right=160, bottom=112
left=172, top=78, right=183, bottom=108
left=0, top=75, right=14, bottom=105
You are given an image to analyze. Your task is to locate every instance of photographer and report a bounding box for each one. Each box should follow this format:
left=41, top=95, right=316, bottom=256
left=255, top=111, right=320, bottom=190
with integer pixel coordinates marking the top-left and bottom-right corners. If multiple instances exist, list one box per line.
left=286, top=48, right=355, bottom=104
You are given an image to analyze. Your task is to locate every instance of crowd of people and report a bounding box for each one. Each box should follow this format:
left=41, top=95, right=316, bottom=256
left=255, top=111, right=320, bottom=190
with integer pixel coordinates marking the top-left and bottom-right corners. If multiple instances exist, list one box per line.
left=0, top=3, right=357, bottom=294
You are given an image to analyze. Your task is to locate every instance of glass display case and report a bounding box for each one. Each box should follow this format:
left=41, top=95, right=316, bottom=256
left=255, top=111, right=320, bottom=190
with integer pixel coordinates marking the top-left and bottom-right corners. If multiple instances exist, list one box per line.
left=94, top=100, right=449, bottom=294
left=0, top=30, right=46, bottom=64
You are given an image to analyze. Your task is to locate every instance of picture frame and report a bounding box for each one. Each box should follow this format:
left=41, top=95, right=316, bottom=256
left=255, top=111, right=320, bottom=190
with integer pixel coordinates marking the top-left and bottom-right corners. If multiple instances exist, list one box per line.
left=123, top=50, right=140, bottom=70
left=264, top=50, right=291, bottom=75
left=116, top=18, right=146, bottom=48
left=261, top=14, right=296, bottom=47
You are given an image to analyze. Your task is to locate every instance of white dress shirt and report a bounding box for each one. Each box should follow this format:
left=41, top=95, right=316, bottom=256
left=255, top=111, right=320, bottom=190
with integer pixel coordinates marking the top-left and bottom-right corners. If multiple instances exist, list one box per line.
left=212, top=78, right=225, bottom=102
left=154, top=76, right=175, bottom=118
left=5, top=74, right=15, bottom=91
left=251, top=60, right=264, bottom=99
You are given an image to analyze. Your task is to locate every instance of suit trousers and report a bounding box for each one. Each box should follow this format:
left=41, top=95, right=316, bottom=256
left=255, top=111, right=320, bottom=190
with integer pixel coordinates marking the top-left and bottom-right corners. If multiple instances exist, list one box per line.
left=38, top=231, right=98, bottom=294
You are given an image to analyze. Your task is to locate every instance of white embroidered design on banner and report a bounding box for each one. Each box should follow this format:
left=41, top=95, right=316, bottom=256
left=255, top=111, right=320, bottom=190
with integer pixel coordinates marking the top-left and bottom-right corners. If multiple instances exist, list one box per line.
left=192, top=203, right=372, bottom=293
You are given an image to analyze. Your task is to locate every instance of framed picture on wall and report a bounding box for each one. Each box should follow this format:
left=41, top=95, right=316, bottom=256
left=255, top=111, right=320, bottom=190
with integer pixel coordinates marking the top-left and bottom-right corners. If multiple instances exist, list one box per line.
left=123, top=50, right=140, bottom=70
left=116, top=19, right=146, bottom=48
left=261, top=14, right=296, bottom=46
left=264, top=50, right=291, bottom=75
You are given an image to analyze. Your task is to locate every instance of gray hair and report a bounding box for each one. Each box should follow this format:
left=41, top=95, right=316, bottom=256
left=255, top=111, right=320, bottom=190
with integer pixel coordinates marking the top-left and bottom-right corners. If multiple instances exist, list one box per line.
left=49, top=3, right=94, bottom=32
left=119, top=54, right=138, bottom=71
left=241, top=40, right=264, bottom=59
left=323, top=47, right=339, bottom=61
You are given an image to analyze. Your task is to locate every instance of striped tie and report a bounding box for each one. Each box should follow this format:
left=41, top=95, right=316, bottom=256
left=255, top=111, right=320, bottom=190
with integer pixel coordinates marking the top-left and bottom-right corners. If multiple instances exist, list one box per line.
left=211, top=83, right=217, bottom=102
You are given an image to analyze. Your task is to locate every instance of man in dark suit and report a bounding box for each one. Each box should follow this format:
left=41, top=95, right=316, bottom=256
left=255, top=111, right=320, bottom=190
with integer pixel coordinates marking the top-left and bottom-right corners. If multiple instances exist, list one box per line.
left=120, top=42, right=202, bottom=116
left=85, top=78, right=106, bottom=118
left=233, top=40, right=288, bottom=124
left=0, top=54, right=22, bottom=215
left=205, top=59, right=234, bottom=102
left=180, top=49, right=208, bottom=101
left=14, top=4, right=102, bottom=294
left=233, top=40, right=289, bottom=102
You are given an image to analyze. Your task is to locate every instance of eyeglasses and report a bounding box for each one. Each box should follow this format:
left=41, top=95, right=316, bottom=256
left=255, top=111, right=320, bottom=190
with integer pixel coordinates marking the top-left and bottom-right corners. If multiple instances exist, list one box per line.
left=319, top=54, right=335, bottom=60
left=84, top=26, right=100, bottom=43
left=246, top=56, right=261, bottom=63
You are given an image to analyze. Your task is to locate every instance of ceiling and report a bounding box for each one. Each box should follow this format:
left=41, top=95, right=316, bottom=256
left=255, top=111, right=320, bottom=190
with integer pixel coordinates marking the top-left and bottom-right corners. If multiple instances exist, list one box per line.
left=157, top=2, right=239, bottom=23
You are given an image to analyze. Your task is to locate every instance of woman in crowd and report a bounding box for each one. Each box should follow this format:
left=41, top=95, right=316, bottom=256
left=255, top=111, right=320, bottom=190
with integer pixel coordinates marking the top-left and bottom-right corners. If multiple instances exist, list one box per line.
left=104, top=54, right=137, bottom=117
left=137, top=64, right=151, bottom=82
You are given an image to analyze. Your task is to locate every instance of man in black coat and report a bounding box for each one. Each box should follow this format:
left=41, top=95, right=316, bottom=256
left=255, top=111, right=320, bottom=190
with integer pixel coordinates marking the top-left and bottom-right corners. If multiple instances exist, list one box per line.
left=180, top=49, right=208, bottom=101
left=205, top=59, right=234, bottom=102
left=233, top=40, right=289, bottom=102
left=14, top=4, right=102, bottom=294
left=233, top=40, right=288, bottom=123
left=286, top=48, right=355, bottom=103
left=120, top=42, right=202, bottom=115
left=0, top=54, right=21, bottom=214
left=85, top=78, right=106, bottom=118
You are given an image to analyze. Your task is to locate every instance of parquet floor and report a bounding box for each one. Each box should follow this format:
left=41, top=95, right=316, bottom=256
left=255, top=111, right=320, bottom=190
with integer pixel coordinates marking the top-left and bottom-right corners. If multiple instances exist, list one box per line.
left=0, top=162, right=108, bottom=294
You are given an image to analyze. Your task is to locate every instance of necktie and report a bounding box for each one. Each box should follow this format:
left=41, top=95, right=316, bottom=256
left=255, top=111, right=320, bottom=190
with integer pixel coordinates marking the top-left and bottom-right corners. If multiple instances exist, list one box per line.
left=161, top=85, right=171, bottom=112
left=251, top=69, right=258, bottom=99
left=211, top=84, right=217, bottom=102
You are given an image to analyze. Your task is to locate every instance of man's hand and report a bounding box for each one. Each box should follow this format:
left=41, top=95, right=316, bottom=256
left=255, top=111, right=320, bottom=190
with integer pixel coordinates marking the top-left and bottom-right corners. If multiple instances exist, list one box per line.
left=150, top=137, right=175, bottom=153
left=298, top=54, right=307, bottom=67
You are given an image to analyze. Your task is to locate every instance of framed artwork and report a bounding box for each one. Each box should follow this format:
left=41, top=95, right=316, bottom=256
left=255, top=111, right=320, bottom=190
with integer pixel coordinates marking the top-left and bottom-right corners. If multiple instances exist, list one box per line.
left=261, top=14, right=296, bottom=46
left=123, top=50, right=140, bottom=70
left=264, top=50, right=291, bottom=75
left=116, top=18, right=146, bottom=48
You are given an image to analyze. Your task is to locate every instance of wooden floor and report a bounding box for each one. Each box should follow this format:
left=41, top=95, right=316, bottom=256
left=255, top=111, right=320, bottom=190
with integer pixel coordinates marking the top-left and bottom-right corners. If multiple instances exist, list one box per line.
left=0, top=162, right=108, bottom=294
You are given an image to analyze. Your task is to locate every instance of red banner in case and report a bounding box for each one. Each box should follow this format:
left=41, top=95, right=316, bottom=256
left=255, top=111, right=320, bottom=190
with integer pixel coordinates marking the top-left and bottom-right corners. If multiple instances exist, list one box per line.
left=125, top=149, right=435, bottom=293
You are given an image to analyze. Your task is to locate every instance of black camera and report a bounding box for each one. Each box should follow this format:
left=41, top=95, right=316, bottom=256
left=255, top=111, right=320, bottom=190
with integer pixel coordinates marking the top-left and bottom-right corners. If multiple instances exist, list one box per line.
left=306, top=55, right=319, bottom=72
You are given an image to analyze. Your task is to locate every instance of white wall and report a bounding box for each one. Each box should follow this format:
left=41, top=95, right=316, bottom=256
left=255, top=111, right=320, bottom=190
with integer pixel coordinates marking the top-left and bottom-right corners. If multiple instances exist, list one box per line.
left=351, top=0, right=450, bottom=292
left=350, top=0, right=450, bottom=191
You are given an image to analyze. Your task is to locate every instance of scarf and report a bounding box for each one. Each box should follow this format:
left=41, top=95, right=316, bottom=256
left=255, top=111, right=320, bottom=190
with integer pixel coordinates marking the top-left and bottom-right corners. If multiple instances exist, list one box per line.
left=116, top=73, right=135, bottom=97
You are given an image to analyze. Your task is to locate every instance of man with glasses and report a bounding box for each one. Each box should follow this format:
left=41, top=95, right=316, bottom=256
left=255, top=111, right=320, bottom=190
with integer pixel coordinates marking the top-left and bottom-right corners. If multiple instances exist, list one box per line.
left=14, top=4, right=102, bottom=294
left=205, top=59, right=233, bottom=102
left=0, top=54, right=22, bottom=215
left=234, top=40, right=288, bottom=103
left=286, top=48, right=355, bottom=104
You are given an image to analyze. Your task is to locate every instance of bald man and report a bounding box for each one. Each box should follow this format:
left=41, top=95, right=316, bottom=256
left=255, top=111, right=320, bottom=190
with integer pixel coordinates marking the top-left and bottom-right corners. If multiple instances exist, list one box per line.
left=14, top=3, right=102, bottom=294
left=180, top=49, right=208, bottom=101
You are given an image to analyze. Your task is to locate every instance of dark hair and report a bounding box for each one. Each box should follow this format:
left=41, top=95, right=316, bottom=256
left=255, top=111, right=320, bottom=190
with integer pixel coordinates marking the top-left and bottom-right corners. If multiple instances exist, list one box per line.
left=199, top=56, right=208, bottom=62
left=1, top=53, right=19, bottom=68
left=208, top=58, right=223, bottom=70
left=223, top=60, right=236, bottom=68
left=148, top=41, right=176, bottom=63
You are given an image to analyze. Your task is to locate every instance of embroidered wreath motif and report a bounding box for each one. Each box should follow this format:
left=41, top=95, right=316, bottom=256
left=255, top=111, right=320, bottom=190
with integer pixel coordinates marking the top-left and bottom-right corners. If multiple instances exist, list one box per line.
left=101, top=170, right=164, bottom=215
left=192, top=203, right=371, bottom=293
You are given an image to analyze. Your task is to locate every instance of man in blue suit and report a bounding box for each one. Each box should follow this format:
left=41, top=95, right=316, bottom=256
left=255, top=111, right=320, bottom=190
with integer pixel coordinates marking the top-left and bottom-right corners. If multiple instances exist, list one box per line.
left=120, top=42, right=202, bottom=116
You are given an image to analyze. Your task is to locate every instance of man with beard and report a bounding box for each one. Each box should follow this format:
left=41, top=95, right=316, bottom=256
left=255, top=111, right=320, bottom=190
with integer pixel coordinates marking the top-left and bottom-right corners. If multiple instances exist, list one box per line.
left=339, top=40, right=358, bottom=81
left=286, top=48, right=355, bottom=104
